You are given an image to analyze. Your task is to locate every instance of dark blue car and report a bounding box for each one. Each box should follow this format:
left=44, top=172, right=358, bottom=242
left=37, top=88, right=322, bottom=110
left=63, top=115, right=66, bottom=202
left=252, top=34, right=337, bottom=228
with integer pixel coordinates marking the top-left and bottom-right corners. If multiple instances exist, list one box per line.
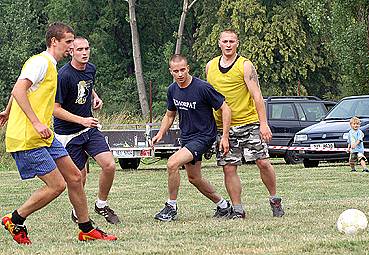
left=292, top=95, right=369, bottom=168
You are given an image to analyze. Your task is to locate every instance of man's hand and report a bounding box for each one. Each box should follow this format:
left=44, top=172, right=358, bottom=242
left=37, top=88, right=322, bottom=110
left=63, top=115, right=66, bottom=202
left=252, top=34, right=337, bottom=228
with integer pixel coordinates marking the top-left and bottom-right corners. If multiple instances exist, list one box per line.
left=33, top=122, right=52, bottom=139
left=260, top=123, right=272, bottom=143
left=0, top=111, right=9, bottom=127
left=92, top=96, right=103, bottom=110
left=219, top=136, right=229, bottom=156
left=81, top=117, right=99, bottom=128
left=150, top=133, right=163, bottom=147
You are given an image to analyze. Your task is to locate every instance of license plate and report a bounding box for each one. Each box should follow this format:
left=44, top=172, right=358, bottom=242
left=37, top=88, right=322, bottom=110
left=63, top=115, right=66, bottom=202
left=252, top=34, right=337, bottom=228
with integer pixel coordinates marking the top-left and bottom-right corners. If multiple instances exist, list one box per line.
left=310, top=143, right=334, bottom=149
left=112, top=150, right=134, bottom=157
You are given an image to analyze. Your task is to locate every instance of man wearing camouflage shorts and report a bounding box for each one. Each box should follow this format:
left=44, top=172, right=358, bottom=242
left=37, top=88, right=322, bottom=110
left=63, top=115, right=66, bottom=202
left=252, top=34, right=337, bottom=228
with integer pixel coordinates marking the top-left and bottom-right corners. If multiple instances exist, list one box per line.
left=206, top=29, right=285, bottom=219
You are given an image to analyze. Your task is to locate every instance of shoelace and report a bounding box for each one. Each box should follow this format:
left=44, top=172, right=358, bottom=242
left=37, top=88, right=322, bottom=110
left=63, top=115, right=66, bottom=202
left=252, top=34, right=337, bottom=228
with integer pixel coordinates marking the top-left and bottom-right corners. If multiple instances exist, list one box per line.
left=98, top=206, right=114, bottom=217
left=95, top=227, right=108, bottom=237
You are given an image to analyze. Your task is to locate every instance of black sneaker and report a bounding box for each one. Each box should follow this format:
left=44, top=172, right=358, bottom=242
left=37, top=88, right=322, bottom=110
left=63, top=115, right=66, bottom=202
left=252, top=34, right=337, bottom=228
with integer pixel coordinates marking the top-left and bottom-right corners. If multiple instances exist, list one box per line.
left=213, top=201, right=232, bottom=219
left=94, top=205, right=120, bottom=224
left=154, top=202, right=177, bottom=222
left=351, top=169, right=357, bottom=172
left=229, top=210, right=246, bottom=220
left=269, top=197, right=285, bottom=217
left=363, top=169, right=369, bottom=173
left=71, top=210, right=95, bottom=224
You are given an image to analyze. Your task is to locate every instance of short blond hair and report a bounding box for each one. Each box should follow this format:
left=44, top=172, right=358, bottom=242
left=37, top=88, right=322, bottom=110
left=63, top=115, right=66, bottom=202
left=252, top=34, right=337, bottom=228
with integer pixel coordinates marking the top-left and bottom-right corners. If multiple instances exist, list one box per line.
left=350, top=116, right=360, bottom=125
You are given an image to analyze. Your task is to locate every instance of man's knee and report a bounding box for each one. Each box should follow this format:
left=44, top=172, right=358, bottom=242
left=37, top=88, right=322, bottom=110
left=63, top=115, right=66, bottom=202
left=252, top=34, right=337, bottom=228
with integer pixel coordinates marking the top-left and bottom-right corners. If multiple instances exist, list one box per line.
left=51, top=180, right=67, bottom=196
left=167, top=157, right=181, bottom=173
left=101, top=160, right=116, bottom=173
left=256, top=158, right=272, bottom=170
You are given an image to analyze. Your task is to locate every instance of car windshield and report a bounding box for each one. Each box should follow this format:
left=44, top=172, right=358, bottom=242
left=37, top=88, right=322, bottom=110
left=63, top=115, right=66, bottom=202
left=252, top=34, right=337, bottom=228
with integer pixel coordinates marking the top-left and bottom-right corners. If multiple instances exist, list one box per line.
left=325, top=97, right=369, bottom=120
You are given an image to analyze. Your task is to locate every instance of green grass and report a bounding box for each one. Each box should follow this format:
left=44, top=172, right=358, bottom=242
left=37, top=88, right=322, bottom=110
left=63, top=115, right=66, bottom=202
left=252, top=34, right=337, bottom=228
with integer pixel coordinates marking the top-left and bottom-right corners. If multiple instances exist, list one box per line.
left=1, top=159, right=369, bottom=254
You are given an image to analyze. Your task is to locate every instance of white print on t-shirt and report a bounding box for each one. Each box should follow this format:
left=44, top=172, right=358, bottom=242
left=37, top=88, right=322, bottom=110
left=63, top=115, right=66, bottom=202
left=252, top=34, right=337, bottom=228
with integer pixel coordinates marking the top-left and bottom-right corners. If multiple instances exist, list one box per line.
left=173, top=98, right=197, bottom=110
left=75, top=80, right=93, bottom=104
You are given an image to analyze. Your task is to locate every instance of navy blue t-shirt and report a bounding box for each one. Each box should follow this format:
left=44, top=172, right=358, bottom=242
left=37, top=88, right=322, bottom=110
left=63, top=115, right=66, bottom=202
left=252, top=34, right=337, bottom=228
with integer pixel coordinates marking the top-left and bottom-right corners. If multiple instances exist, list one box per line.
left=54, top=62, right=96, bottom=135
left=167, top=77, right=225, bottom=143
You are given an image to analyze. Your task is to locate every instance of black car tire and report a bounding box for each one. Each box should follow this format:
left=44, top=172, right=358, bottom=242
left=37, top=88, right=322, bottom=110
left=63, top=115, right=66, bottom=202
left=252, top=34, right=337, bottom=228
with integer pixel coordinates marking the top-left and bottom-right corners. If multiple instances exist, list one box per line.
left=303, top=159, right=319, bottom=168
left=284, top=150, right=303, bottom=164
left=118, top=158, right=140, bottom=170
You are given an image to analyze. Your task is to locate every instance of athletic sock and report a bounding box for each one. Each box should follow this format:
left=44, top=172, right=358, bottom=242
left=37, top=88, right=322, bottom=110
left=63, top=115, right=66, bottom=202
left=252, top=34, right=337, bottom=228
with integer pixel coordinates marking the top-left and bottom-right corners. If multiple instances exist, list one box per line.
left=78, top=220, right=94, bottom=233
left=11, top=210, right=26, bottom=225
left=167, top=199, right=177, bottom=210
left=96, top=199, right=108, bottom=209
left=233, top=204, right=244, bottom=213
left=216, top=198, right=228, bottom=209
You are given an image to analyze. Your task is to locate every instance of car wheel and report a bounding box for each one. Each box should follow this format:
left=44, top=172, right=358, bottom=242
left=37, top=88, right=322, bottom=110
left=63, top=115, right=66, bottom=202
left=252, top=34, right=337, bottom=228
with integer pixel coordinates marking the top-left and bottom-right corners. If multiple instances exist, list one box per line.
left=284, top=150, right=303, bottom=164
left=118, top=158, right=140, bottom=170
left=303, top=159, right=319, bottom=168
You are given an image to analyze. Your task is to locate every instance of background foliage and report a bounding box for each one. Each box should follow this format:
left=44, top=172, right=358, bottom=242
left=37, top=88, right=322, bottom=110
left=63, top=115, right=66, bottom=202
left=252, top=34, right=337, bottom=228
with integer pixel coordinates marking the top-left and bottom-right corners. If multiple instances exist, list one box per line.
left=0, top=0, right=368, bottom=117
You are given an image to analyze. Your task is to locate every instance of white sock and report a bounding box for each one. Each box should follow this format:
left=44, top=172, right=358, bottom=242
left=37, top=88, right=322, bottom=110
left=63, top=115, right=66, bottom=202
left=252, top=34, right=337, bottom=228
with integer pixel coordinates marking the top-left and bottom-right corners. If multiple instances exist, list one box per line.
left=167, top=199, right=177, bottom=209
left=216, top=198, right=228, bottom=209
left=72, top=208, right=77, bottom=217
left=96, top=199, right=108, bottom=208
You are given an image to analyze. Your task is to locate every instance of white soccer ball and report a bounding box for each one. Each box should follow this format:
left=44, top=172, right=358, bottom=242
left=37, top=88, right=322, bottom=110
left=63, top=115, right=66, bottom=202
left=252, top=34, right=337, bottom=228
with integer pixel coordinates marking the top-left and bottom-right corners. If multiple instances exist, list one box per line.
left=336, top=209, right=368, bottom=235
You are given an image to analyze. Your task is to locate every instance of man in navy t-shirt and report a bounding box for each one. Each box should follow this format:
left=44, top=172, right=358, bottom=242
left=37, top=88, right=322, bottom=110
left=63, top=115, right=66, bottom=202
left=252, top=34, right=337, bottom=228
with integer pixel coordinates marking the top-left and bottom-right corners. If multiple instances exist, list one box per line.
left=54, top=37, right=120, bottom=224
left=152, top=54, right=232, bottom=222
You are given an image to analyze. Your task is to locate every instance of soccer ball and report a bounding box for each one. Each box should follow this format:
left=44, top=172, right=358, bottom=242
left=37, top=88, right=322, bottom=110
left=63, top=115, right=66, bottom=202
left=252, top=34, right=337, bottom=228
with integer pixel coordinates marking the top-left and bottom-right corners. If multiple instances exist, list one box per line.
left=336, top=209, right=368, bottom=235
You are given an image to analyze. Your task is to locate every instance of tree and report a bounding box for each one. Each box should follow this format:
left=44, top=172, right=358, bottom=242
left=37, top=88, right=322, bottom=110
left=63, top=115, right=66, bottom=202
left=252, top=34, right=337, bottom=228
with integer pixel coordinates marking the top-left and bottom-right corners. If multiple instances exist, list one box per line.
left=127, top=0, right=149, bottom=118
left=0, top=0, right=45, bottom=108
left=175, top=0, right=200, bottom=54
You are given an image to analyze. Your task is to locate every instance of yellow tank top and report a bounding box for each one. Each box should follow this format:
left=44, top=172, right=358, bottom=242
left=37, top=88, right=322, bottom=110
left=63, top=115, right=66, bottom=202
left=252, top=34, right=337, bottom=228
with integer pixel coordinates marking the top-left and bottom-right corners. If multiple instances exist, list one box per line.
left=6, top=53, right=56, bottom=152
left=207, top=55, right=259, bottom=128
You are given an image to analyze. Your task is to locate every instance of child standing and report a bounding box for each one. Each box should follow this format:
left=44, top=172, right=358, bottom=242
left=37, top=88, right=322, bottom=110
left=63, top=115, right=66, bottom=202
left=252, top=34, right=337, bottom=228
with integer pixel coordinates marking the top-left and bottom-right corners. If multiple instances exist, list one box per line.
left=347, top=116, right=369, bottom=172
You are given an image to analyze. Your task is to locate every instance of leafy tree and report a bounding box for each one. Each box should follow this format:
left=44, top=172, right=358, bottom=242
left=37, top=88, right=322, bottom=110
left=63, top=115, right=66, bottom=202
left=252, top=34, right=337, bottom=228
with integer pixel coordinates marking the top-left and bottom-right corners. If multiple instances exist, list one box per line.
left=331, top=0, right=369, bottom=96
left=0, top=0, right=48, bottom=108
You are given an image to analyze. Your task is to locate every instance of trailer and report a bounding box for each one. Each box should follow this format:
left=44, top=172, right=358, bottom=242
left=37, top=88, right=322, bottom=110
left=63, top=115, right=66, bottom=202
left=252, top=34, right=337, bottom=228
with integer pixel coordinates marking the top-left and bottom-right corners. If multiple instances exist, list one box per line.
left=102, top=123, right=181, bottom=169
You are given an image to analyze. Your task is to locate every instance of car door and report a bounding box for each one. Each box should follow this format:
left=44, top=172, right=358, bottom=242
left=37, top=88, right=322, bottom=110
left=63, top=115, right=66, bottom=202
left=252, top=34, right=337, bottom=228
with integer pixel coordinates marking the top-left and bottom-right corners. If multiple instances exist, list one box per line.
left=297, top=102, right=328, bottom=130
left=267, top=102, right=301, bottom=147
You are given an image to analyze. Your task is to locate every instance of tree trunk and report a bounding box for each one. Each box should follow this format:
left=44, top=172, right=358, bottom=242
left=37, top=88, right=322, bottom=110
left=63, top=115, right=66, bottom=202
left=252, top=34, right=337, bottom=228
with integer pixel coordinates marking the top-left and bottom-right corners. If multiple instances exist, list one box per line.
left=175, top=0, right=199, bottom=54
left=128, top=0, right=149, bottom=118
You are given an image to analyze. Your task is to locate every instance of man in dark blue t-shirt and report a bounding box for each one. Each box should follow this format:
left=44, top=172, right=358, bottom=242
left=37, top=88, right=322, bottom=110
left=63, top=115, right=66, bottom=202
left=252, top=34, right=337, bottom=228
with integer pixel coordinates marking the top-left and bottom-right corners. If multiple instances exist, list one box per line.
left=152, top=54, right=232, bottom=222
left=54, top=37, right=120, bottom=225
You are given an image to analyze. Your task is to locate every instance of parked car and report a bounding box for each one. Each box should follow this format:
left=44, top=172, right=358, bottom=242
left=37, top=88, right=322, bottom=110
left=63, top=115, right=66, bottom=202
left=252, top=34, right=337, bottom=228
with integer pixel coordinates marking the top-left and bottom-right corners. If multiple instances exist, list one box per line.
left=265, top=96, right=336, bottom=164
left=292, top=95, right=369, bottom=168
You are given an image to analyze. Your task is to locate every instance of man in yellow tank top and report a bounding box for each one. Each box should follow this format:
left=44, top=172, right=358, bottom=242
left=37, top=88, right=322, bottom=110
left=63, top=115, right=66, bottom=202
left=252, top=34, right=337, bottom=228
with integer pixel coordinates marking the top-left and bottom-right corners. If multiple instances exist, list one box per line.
left=206, top=29, right=284, bottom=219
left=0, top=22, right=116, bottom=244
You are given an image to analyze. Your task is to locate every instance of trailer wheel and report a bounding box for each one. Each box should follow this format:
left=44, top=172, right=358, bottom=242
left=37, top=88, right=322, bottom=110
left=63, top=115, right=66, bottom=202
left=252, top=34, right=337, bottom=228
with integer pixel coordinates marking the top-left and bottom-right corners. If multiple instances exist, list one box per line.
left=118, top=158, right=140, bottom=170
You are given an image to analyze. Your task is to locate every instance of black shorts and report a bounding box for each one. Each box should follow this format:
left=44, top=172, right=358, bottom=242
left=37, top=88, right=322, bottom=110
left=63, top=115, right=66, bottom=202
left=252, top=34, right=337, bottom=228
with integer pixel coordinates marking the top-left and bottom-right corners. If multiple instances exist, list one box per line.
left=65, top=128, right=110, bottom=170
left=182, top=137, right=215, bottom=165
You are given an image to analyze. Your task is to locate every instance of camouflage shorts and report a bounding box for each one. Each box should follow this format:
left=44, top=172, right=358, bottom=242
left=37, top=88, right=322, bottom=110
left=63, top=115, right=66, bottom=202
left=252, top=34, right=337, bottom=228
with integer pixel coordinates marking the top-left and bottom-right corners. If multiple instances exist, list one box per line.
left=215, top=123, right=269, bottom=166
left=349, top=152, right=367, bottom=164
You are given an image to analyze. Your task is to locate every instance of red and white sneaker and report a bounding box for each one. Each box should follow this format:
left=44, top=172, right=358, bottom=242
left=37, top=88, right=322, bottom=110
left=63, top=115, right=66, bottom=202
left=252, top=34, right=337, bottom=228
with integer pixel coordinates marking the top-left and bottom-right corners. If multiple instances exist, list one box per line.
left=78, top=227, right=117, bottom=241
left=2, top=214, right=31, bottom=245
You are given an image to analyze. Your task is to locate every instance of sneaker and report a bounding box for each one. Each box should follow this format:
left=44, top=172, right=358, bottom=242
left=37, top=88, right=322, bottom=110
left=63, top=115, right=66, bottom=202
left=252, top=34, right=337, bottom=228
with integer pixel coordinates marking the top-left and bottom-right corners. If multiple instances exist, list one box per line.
left=95, top=204, right=120, bottom=224
left=71, top=210, right=95, bottom=224
left=270, top=197, right=285, bottom=217
left=213, top=201, right=232, bottom=219
left=229, top=210, right=246, bottom=219
left=363, top=169, right=369, bottom=173
left=78, top=227, right=117, bottom=241
left=154, top=202, right=177, bottom=222
left=351, top=169, right=357, bottom=172
left=2, top=214, right=31, bottom=245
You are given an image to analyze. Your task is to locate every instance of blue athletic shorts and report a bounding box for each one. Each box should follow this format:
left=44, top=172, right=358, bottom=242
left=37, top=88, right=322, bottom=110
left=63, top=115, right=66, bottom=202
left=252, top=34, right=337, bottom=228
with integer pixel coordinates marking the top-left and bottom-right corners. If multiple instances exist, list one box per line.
left=182, top=137, right=215, bottom=165
left=65, top=128, right=110, bottom=170
left=11, top=137, right=69, bottom=180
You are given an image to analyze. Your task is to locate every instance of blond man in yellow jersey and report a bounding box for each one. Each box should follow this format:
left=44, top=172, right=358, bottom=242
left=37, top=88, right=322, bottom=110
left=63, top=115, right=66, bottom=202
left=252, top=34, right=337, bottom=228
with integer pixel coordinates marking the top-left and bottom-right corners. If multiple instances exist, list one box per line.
left=0, top=22, right=116, bottom=244
left=206, top=29, right=284, bottom=219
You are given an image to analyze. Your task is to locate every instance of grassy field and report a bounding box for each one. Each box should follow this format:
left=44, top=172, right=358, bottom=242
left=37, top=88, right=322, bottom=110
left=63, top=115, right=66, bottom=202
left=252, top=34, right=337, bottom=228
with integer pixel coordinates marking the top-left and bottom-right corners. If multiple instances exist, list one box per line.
left=1, top=159, right=369, bottom=255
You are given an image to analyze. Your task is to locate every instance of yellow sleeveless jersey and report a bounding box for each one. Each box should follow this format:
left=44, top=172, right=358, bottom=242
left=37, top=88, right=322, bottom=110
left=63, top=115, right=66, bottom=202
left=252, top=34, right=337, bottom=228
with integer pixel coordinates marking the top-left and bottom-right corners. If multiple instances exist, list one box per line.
left=6, top=53, right=56, bottom=152
left=207, top=55, right=259, bottom=128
